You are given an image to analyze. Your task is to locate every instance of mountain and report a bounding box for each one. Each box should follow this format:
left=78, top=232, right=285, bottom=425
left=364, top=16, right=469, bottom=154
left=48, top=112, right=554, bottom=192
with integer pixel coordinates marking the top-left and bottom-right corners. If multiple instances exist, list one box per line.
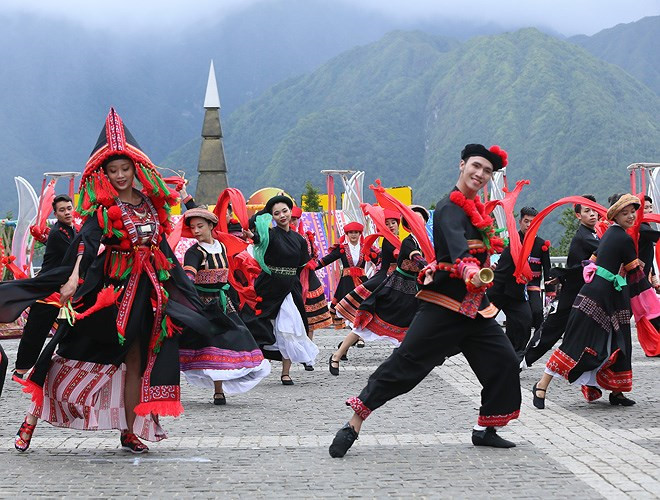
left=570, top=16, right=660, bottom=96
left=173, top=28, right=660, bottom=240
left=0, top=0, right=508, bottom=214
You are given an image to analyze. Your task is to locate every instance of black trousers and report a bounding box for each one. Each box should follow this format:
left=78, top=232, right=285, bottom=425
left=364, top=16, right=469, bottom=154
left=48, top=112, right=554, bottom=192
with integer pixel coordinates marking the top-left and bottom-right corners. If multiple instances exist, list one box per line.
left=357, top=302, right=521, bottom=426
left=524, top=294, right=575, bottom=367
left=528, top=290, right=544, bottom=331
left=488, top=292, right=532, bottom=361
left=0, top=343, right=7, bottom=397
left=15, top=301, right=58, bottom=371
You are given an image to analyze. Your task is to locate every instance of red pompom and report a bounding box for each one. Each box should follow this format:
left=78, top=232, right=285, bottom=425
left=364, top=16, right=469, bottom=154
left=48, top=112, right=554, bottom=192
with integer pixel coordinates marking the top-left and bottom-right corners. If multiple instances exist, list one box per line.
left=118, top=229, right=129, bottom=239
left=112, top=219, right=124, bottom=229
left=153, top=197, right=166, bottom=208
left=158, top=210, right=168, bottom=223
left=107, top=206, right=122, bottom=221
left=489, top=145, right=508, bottom=168
left=119, top=239, right=131, bottom=250
left=255, top=309, right=262, bottom=316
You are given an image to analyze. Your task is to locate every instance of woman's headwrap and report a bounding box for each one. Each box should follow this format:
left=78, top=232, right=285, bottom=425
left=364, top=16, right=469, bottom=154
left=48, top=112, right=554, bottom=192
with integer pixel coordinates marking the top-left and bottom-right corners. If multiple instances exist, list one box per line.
left=77, top=108, right=178, bottom=231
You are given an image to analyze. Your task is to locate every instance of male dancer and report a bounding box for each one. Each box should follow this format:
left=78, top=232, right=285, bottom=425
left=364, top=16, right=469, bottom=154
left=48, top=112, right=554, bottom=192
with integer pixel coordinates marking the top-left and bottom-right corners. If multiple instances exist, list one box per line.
left=524, top=195, right=599, bottom=370
left=488, top=211, right=536, bottom=361
left=518, top=207, right=552, bottom=348
left=329, top=144, right=521, bottom=457
left=638, top=195, right=660, bottom=288
left=13, top=195, right=76, bottom=379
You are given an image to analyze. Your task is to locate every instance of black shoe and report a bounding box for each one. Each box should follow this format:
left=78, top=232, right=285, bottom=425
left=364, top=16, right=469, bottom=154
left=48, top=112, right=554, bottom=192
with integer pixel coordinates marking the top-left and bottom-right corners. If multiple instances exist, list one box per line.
left=609, top=392, right=636, bottom=406
left=329, top=422, right=359, bottom=458
left=337, top=343, right=348, bottom=361
left=329, top=355, right=340, bottom=376
left=12, top=371, right=25, bottom=383
left=302, top=363, right=315, bottom=371
left=532, top=383, right=546, bottom=410
left=356, top=339, right=365, bottom=348
left=471, top=427, right=516, bottom=448
left=281, top=375, right=294, bottom=385
left=213, top=393, right=226, bottom=406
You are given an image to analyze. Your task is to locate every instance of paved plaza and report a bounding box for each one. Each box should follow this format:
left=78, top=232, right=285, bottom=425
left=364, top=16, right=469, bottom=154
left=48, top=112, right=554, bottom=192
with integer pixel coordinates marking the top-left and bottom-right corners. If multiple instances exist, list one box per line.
left=0, top=330, right=659, bottom=498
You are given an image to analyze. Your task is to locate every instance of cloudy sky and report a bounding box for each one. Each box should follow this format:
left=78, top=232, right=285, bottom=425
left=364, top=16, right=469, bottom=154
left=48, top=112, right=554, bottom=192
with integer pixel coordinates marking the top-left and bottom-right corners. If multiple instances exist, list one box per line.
left=1, top=0, right=658, bottom=35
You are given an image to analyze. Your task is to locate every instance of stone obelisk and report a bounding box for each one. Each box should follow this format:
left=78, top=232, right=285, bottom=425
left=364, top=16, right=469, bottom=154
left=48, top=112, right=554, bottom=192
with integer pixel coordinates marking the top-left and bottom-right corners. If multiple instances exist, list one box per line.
left=195, top=60, right=228, bottom=205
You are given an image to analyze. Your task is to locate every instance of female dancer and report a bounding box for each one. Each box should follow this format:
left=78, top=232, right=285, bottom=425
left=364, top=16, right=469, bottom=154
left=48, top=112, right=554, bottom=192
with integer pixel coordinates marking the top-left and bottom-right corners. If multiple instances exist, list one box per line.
left=329, top=207, right=428, bottom=375
left=0, top=108, right=250, bottom=453
left=241, top=196, right=319, bottom=385
left=334, top=210, right=400, bottom=327
left=180, top=207, right=270, bottom=405
left=315, top=222, right=371, bottom=328
left=532, top=194, right=643, bottom=408
left=289, top=206, right=332, bottom=338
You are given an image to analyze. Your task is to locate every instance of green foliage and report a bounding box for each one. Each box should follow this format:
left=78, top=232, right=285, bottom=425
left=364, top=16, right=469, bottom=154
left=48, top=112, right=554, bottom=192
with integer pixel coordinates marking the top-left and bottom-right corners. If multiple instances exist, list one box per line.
left=302, top=181, right=322, bottom=212
left=552, top=207, right=579, bottom=256
left=217, top=28, right=660, bottom=242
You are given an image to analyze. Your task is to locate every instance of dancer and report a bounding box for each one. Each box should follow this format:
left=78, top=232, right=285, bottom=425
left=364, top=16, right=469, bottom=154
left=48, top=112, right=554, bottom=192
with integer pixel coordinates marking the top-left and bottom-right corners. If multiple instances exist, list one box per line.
left=488, top=231, right=533, bottom=362
left=329, top=206, right=428, bottom=375
left=532, top=194, right=643, bottom=408
left=180, top=207, right=270, bottom=405
left=0, top=108, right=246, bottom=453
left=290, top=206, right=332, bottom=338
left=638, top=195, right=660, bottom=288
left=524, top=195, right=600, bottom=368
left=241, top=196, right=319, bottom=385
left=519, top=207, right=551, bottom=334
left=335, top=210, right=400, bottom=326
left=329, top=144, right=521, bottom=457
left=334, top=209, right=400, bottom=358
left=315, top=222, right=371, bottom=328
left=13, top=195, right=76, bottom=380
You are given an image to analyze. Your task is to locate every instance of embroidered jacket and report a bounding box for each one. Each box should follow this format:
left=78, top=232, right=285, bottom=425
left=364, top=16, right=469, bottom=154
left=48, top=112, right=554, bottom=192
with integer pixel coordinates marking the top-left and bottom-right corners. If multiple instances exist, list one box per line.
left=417, top=188, right=497, bottom=318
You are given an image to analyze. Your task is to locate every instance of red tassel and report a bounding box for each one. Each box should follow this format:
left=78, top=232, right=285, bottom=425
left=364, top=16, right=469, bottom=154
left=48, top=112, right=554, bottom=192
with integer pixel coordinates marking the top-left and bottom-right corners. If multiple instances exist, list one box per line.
left=152, top=247, right=173, bottom=272
left=21, top=378, right=44, bottom=406
left=134, top=400, right=184, bottom=417
left=74, top=286, right=121, bottom=321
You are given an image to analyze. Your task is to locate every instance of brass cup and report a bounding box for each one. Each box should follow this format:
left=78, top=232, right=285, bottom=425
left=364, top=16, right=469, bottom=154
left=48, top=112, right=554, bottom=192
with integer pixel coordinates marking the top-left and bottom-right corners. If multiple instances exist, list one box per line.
left=477, top=267, right=494, bottom=284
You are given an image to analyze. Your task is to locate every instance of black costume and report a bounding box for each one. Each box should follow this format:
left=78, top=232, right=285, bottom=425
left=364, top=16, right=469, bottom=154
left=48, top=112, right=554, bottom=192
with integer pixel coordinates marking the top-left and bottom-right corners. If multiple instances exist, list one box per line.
left=241, top=224, right=318, bottom=363
left=350, top=235, right=423, bottom=345
left=638, top=222, right=660, bottom=282
left=316, top=239, right=370, bottom=327
left=345, top=188, right=521, bottom=429
left=488, top=232, right=532, bottom=360
left=526, top=232, right=552, bottom=330
left=335, top=239, right=397, bottom=325
left=546, top=225, right=643, bottom=399
left=15, top=221, right=76, bottom=371
left=525, top=223, right=599, bottom=367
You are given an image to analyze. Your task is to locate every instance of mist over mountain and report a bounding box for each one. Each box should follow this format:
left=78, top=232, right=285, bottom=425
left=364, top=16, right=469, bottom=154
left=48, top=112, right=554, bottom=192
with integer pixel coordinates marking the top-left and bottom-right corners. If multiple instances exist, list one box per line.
left=1, top=2, right=658, bottom=238
left=570, top=16, right=660, bottom=96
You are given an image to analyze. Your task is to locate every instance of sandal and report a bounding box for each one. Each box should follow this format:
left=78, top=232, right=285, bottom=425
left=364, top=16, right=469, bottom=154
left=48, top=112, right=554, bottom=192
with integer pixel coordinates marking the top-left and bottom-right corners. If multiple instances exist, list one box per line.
left=15, top=418, right=36, bottom=452
left=120, top=431, right=149, bottom=454
left=329, top=355, right=340, bottom=376
left=302, top=363, right=315, bottom=371
left=281, top=374, right=294, bottom=386
left=532, top=383, right=546, bottom=409
left=214, top=393, right=226, bottom=406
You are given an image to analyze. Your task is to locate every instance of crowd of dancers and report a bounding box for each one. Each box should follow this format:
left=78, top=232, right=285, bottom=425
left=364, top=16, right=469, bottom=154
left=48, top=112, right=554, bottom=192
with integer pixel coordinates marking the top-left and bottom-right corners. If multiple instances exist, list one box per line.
left=0, top=108, right=658, bottom=457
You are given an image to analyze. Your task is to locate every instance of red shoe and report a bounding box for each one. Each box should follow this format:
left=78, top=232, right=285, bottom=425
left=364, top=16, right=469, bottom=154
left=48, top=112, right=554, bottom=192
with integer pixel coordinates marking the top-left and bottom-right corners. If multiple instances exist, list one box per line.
left=120, top=432, right=149, bottom=454
left=15, top=419, right=36, bottom=452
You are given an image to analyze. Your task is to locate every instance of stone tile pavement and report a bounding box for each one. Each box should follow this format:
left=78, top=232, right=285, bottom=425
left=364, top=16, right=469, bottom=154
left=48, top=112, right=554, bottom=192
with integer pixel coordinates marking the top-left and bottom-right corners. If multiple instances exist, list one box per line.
left=0, top=330, right=658, bottom=498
